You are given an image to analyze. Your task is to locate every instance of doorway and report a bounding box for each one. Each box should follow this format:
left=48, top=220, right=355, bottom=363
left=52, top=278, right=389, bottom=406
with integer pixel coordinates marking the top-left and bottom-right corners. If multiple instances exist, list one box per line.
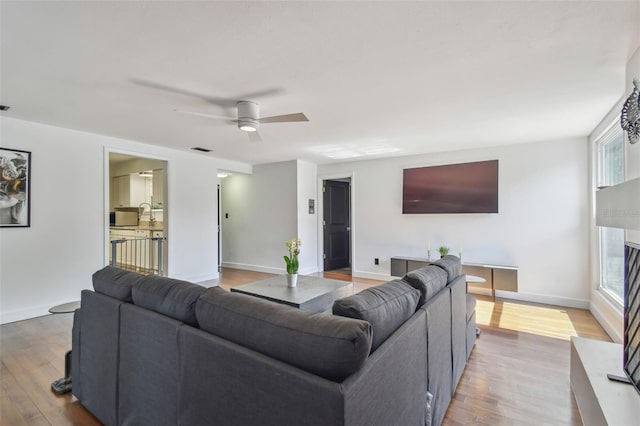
left=107, top=152, right=168, bottom=275
left=323, top=179, right=352, bottom=274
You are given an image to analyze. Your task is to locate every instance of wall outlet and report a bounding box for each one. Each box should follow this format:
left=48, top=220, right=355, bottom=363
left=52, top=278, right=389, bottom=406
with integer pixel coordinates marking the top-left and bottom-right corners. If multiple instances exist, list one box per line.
left=374, top=258, right=379, bottom=265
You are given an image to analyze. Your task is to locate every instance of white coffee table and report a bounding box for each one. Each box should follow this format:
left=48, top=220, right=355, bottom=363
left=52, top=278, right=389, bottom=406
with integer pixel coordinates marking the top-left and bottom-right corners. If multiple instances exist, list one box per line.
left=466, top=275, right=494, bottom=301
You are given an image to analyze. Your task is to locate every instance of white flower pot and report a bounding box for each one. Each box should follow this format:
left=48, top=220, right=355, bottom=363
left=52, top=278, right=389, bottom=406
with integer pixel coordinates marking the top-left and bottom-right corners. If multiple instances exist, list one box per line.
left=286, top=273, right=298, bottom=288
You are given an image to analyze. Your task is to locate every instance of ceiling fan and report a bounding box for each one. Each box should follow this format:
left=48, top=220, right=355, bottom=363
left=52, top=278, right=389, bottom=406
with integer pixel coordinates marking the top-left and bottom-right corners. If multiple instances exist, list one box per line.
left=131, top=78, right=309, bottom=142
left=176, top=101, right=309, bottom=142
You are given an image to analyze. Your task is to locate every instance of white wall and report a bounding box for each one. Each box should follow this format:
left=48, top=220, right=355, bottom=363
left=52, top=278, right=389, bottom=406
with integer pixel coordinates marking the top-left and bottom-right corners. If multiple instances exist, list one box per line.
left=221, top=160, right=319, bottom=275
left=318, top=137, right=590, bottom=308
left=296, top=160, right=319, bottom=274
left=625, top=47, right=640, bottom=245
left=0, top=117, right=251, bottom=324
left=221, top=161, right=298, bottom=273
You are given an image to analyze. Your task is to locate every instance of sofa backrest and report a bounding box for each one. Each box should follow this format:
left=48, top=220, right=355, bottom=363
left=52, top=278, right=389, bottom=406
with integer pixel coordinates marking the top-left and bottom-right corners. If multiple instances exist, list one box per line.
left=118, top=303, right=183, bottom=426
left=403, top=266, right=448, bottom=306
left=432, top=255, right=462, bottom=282
left=92, top=266, right=145, bottom=302
left=195, top=287, right=373, bottom=382
left=131, top=275, right=206, bottom=327
left=92, top=266, right=207, bottom=327
left=332, top=279, right=420, bottom=352
left=402, top=255, right=462, bottom=307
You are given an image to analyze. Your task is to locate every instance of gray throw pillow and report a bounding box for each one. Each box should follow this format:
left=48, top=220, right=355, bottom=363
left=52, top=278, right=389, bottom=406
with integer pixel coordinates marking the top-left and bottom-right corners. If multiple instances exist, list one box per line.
left=432, top=255, right=462, bottom=282
left=196, top=288, right=372, bottom=382
left=92, top=266, right=146, bottom=302
left=332, top=279, right=420, bottom=352
left=403, top=266, right=448, bottom=306
left=131, top=275, right=208, bottom=326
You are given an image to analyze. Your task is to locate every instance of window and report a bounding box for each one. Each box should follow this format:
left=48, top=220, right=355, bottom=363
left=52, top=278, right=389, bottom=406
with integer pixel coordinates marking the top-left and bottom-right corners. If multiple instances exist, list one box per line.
left=596, top=125, right=625, bottom=302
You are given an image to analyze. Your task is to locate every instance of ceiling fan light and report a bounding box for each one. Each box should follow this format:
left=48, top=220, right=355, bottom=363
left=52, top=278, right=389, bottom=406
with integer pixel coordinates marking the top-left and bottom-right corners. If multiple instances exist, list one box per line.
left=237, top=101, right=259, bottom=132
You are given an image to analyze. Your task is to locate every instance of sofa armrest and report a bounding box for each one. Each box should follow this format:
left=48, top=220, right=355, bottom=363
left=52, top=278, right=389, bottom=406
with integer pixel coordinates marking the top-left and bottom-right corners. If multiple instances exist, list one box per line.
left=448, top=275, right=467, bottom=392
left=340, top=309, right=428, bottom=426
left=421, top=287, right=452, bottom=426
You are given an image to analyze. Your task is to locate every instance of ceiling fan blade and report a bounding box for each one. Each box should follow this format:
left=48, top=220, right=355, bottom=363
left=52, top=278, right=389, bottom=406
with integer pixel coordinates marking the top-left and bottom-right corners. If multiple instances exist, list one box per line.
left=174, top=109, right=235, bottom=120
left=132, top=78, right=237, bottom=107
left=259, top=113, right=309, bottom=124
left=248, top=131, right=263, bottom=143
left=237, top=88, right=285, bottom=101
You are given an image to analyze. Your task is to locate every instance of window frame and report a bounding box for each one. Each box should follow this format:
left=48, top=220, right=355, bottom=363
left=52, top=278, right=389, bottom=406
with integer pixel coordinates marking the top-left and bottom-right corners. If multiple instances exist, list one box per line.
left=595, top=122, right=625, bottom=304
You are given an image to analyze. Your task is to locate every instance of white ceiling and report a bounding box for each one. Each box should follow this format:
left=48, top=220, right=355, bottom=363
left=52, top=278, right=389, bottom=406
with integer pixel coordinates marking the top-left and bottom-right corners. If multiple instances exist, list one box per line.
left=1, top=1, right=639, bottom=165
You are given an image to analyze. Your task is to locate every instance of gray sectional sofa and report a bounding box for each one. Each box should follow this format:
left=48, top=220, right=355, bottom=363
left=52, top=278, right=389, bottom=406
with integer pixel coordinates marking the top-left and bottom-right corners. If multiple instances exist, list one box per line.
left=72, top=255, right=475, bottom=426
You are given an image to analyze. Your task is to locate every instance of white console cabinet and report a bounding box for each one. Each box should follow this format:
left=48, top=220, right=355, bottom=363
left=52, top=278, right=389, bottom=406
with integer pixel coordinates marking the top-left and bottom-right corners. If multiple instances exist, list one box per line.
left=570, top=336, right=640, bottom=425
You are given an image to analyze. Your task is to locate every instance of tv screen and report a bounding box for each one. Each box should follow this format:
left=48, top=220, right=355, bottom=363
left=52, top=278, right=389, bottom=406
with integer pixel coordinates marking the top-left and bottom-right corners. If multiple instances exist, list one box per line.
left=624, top=241, right=640, bottom=395
left=402, top=160, right=499, bottom=214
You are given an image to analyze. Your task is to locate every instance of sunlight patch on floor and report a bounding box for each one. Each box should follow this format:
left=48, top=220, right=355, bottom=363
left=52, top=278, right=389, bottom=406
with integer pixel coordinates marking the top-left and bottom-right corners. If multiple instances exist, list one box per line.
left=475, top=298, right=581, bottom=341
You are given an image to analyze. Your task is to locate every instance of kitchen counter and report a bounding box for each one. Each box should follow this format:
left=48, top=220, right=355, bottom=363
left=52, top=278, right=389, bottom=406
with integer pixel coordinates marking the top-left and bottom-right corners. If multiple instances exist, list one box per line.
left=110, top=225, right=164, bottom=232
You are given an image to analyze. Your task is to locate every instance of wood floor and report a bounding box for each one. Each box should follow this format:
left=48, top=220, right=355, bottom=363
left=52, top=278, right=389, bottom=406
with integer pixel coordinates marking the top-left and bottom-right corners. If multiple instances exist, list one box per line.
left=0, top=269, right=611, bottom=426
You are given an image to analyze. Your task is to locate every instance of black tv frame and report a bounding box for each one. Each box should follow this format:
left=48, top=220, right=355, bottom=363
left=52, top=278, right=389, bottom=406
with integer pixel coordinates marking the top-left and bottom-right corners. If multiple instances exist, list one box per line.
left=402, top=160, right=499, bottom=214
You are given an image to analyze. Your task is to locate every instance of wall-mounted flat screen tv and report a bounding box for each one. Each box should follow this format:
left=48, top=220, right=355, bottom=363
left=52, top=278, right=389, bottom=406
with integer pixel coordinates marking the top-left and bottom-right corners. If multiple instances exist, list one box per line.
left=403, top=160, right=498, bottom=214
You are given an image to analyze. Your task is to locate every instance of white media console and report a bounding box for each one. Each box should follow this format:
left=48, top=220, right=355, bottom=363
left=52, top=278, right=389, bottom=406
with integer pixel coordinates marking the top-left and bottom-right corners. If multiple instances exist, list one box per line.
left=570, top=336, right=640, bottom=425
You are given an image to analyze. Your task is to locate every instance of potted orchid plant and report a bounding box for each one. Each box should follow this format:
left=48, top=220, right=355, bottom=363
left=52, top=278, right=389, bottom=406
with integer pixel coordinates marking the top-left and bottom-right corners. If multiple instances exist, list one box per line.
left=284, top=238, right=301, bottom=287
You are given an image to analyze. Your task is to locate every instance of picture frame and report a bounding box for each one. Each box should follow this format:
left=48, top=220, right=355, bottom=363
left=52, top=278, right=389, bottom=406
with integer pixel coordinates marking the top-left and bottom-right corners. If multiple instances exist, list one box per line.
left=0, top=147, right=31, bottom=227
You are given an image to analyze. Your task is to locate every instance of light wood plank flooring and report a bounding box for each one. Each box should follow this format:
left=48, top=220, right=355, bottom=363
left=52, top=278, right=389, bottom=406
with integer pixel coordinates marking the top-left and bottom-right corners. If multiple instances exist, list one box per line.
left=0, top=269, right=610, bottom=425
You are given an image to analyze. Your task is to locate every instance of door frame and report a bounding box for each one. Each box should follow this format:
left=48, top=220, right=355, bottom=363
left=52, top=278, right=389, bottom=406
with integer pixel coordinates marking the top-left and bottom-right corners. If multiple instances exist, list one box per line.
left=317, top=172, right=355, bottom=273
left=103, top=147, right=170, bottom=272
left=217, top=183, right=221, bottom=272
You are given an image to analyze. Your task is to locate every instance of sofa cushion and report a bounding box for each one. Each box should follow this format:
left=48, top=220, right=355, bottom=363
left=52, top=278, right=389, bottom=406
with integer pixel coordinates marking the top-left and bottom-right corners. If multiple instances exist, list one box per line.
left=196, top=288, right=372, bottom=382
left=92, top=266, right=147, bottom=302
left=433, top=255, right=462, bottom=282
left=131, top=275, right=208, bottom=326
left=332, top=279, right=420, bottom=352
left=403, top=266, right=448, bottom=306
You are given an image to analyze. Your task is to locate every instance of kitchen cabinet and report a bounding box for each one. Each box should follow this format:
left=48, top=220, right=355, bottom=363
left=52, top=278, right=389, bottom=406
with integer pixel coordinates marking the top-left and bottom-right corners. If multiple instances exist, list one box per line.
left=152, top=169, right=164, bottom=207
left=461, top=263, right=518, bottom=295
left=111, top=174, right=147, bottom=209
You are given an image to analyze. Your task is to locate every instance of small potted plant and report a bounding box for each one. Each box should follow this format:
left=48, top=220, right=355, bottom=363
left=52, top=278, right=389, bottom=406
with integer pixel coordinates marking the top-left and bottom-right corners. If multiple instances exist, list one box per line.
left=438, top=246, right=449, bottom=258
left=284, top=238, right=301, bottom=287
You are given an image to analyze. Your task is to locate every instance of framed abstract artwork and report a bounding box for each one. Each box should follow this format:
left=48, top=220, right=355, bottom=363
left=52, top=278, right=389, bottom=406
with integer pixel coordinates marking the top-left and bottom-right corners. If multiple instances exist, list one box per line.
left=0, top=147, right=31, bottom=227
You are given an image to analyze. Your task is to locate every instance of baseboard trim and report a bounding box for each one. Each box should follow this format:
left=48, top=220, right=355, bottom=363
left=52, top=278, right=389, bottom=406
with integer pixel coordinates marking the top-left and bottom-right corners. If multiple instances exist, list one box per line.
left=494, top=290, right=590, bottom=309
left=1, top=304, right=56, bottom=325
left=222, top=262, right=282, bottom=274
left=589, top=290, right=623, bottom=343
left=175, top=272, right=219, bottom=283
left=352, top=270, right=393, bottom=282
left=221, top=262, right=318, bottom=276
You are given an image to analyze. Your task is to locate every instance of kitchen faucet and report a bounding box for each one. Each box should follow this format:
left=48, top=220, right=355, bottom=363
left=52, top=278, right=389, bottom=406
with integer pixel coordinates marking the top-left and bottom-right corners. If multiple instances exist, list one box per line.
left=138, top=202, right=156, bottom=227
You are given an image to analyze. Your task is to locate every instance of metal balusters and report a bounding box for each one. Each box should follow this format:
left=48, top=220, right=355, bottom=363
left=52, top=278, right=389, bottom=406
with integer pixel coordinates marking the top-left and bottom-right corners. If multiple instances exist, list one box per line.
left=109, top=237, right=167, bottom=275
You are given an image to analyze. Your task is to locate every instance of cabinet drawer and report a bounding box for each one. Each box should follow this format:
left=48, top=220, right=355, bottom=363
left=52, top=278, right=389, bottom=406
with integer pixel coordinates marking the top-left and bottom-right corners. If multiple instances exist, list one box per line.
left=110, top=229, right=138, bottom=240
left=461, top=265, right=493, bottom=290
left=407, top=260, right=429, bottom=273
left=494, top=268, right=518, bottom=292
